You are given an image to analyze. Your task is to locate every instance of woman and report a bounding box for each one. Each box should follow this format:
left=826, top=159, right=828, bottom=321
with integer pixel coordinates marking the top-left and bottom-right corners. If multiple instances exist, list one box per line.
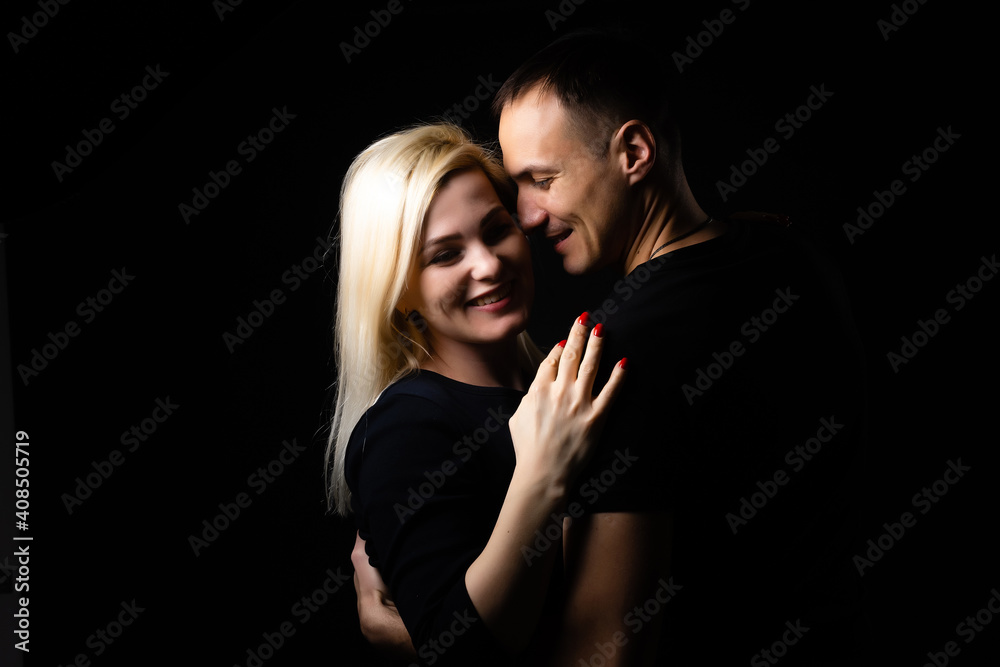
left=325, top=123, right=626, bottom=663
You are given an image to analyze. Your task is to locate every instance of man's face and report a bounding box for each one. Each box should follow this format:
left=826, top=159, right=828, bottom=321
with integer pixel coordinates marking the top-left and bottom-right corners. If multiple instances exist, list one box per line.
left=498, top=87, right=630, bottom=275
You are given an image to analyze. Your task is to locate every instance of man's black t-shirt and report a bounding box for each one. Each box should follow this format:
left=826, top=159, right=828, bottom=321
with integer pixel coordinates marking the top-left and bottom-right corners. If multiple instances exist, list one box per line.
left=345, top=370, right=523, bottom=666
left=572, top=217, right=871, bottom=664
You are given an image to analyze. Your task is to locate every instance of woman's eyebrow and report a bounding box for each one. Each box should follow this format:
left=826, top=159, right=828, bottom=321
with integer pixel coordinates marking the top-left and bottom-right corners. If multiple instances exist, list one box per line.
left=422, top=206, right=507, bottom=250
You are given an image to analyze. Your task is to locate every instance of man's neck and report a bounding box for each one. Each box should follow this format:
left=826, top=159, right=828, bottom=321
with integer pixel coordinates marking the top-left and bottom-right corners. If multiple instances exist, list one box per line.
left=622, top=179, right=721, bottom=275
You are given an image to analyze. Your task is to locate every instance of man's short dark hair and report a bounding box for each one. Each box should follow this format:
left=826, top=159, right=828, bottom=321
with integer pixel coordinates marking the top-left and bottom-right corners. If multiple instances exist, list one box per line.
left=493, top=28, right=682, bottom=164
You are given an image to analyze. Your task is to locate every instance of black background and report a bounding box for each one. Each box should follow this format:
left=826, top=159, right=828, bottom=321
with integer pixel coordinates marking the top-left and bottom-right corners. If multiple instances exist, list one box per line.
left=2, top=0, right=996, bottom=665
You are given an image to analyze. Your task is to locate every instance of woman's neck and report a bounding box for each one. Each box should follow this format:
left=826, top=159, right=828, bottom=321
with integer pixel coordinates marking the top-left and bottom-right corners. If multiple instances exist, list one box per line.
left=420, top=338, right=526, bottom=391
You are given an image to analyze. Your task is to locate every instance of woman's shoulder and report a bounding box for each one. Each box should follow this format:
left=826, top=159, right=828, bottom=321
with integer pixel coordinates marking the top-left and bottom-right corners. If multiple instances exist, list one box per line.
left=349, top=373, right=453, bottom=441
left=373, top=369, right=523, bottom=414
left=346, top=370, right=519, bottom=468
left=346, top=372, right=477, bottom=462
left=374, top=370, right=453, bottom=406
left=344, top=373, right=482, bottom=492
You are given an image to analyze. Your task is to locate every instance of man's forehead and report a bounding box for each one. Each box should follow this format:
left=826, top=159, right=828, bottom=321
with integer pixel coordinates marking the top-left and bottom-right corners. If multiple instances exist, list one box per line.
left=500, top=86, right=565, bottom=130
left=498, top=87, right=573, bottom=172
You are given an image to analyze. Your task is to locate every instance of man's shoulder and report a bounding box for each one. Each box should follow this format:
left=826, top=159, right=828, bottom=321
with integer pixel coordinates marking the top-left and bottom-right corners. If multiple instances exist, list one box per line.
left=726, top=210, right=793, bottom=230
left=602, top=213, right=799, bottom=317
left=682, top=212, right=842, bottom=292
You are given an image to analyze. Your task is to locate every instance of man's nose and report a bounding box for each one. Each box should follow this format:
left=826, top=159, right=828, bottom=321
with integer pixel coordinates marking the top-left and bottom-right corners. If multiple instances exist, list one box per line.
left=516, top=191, right=547, bottom=234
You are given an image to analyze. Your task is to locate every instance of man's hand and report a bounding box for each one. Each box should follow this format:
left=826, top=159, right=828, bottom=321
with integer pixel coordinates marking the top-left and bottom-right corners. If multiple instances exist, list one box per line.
left=352, top=531, right=416, bottom=658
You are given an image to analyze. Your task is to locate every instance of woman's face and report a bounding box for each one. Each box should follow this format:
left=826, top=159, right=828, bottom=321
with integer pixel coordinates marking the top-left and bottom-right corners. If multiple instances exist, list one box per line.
left=401, top=167, right=533, bottom=356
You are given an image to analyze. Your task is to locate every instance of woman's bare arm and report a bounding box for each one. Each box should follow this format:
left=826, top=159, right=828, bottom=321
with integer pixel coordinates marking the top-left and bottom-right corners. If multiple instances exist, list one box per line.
left=351, top=531, right=416, bottom=658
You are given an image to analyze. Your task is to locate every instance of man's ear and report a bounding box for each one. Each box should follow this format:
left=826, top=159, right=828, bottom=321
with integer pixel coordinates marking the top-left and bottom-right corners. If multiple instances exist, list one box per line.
left=615, top=120, right=657, bottom=186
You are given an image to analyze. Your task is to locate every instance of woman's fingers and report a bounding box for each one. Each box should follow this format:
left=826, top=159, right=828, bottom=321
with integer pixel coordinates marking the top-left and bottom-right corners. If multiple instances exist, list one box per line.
left=591, top=356, right=628, bottom=417
left=557, top=312, right=591, bottom=381
left=571, top=317, right=626, bottom=424
left=531, top=336, right=566, bottom=386
left=574, top=321, right=606, bottom=398
left=539, top=311, right=626, bottom=419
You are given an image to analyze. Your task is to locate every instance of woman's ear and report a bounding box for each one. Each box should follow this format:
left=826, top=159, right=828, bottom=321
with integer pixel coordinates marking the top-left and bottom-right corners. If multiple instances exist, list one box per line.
left=615, top=120, right=657, bottom=186
left=393, top=293, right=410, bottom=322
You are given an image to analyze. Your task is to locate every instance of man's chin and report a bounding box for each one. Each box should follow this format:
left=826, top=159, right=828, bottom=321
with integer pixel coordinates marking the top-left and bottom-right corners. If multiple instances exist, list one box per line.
left=560, top=255, right=591, bottom=276
left=561, top=261, right=583, bottom=276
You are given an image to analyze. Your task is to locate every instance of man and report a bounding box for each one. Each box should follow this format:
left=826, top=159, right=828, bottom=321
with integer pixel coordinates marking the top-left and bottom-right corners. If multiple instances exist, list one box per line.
left=357, top=29, right=870, bottom=665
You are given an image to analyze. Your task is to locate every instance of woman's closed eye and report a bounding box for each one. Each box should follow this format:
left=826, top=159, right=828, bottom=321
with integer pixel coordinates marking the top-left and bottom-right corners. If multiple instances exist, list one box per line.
left=428, top=249, right=460, bottom=265
left=484, top=219, right=516, bottom=245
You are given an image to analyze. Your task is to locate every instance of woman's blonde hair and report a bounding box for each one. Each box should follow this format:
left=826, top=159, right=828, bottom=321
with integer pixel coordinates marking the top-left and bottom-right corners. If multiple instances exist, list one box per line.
left=325, top=122, right=542, bottom=516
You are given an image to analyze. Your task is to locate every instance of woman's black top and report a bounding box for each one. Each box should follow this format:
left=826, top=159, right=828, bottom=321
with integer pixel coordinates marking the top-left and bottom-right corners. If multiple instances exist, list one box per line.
left=346, top=370, right=524, bottom=665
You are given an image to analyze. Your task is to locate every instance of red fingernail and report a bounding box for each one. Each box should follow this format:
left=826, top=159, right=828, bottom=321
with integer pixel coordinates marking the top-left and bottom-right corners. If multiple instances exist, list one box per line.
left=618, top=357, right=628, bottom=369
left=578, top=311, right=589, bottom=326
left=557, top=339, right=567, bottom=348
left=592, top=323, right=603, bottom=338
